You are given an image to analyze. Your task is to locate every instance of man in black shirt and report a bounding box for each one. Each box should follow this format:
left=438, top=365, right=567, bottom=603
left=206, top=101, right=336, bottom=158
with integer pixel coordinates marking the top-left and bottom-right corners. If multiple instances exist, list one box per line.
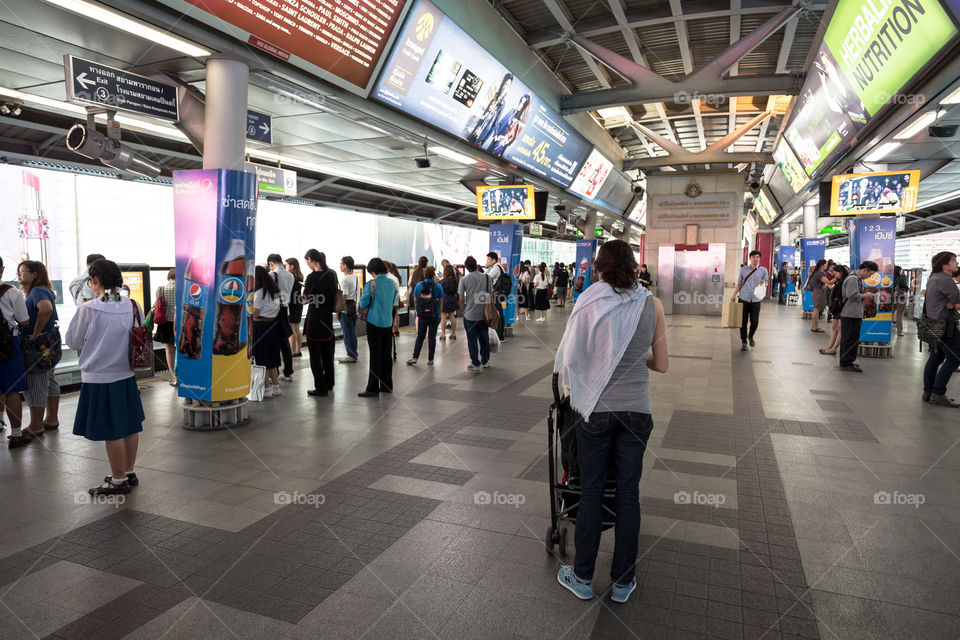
left=776, top=262, right=789, bottom=305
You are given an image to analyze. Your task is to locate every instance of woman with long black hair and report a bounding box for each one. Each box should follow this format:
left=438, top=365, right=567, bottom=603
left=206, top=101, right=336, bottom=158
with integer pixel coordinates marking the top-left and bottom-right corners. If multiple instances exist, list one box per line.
left=252, top=265, right=282, bottom=397
left=303, top=249, right=338, bottom=397
left=533, top=262, right=551, bottom=322
left=285, top=258, right=304, bottom=357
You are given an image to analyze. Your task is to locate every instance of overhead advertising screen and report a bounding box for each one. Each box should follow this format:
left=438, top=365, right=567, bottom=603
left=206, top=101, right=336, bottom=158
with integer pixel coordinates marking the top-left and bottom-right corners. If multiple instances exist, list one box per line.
left=569, top=149, right=613, bottom=200
left=782, top=0, right=956, bottom=178
left=627, top=194, right=647, bottom=224
left=773, top=140, right=810, bottom=193
left=171, top=0, right=407, bottom=91
left=830, top=169, right=920, bottom=216
left=476, top=185, right=535, bottom=220
left=373, top=0, right=592, bottom=188
left=753, top=190, right=778, bottom=225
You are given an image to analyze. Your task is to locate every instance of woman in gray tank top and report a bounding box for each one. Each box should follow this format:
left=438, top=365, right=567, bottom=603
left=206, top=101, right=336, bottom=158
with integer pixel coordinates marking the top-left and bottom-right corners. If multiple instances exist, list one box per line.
left=554, top=240, right=669, bottom=603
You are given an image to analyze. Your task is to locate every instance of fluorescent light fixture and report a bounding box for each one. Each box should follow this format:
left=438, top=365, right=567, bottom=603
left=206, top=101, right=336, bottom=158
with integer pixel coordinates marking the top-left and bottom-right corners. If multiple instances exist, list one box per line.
left=783, top=209, right=802, bottom=223
left=863, top=142, right=901, bottom=163
left=916, top=188, right=960, bottom=209
left=941, top=85, right=960, bottom=104
left=894, top=112, right=937, bottom=140
left=428, top=146, right=476, bottom=165
left=41, top=0, right=211, bottom=57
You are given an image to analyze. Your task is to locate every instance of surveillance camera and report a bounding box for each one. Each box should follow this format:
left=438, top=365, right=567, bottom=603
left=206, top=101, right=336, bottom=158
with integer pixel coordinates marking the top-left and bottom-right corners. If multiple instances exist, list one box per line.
left=66, top=123, right=161, bottom=178
left=929, top=124, right=958, bottom=138
left=415, top=157, right=431, bottom=169
left=633, top=184, right=644, bottom=196
left=749, top=180, right=762, bottom=194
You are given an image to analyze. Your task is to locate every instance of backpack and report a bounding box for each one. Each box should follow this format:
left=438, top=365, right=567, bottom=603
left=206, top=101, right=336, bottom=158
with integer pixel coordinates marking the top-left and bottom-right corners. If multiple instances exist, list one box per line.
left=0, top=285, right=14, bottom=362
left=416, top=282, right=438, bottom=318
left=493, top=267, right=512, bottom=299
left=828, top=280, right=844, bottom=316
left=154, top=286, right=169, bottom=325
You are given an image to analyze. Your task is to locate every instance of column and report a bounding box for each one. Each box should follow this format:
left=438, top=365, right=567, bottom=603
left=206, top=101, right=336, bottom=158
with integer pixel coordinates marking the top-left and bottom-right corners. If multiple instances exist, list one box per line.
left=203, top=57, right=248, bottom=170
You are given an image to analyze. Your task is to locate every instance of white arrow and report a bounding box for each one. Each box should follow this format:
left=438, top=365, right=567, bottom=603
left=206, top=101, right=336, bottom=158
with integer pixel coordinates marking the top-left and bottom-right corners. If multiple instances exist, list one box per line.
left=259, top=122, right=270, bottom=135
left=75, top=72, right=95, bottom=90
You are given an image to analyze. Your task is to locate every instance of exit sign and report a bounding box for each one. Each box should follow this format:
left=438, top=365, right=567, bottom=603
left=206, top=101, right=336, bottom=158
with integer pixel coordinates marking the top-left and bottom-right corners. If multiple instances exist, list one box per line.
left=594, top=229, right=604, bottom=237
left=819, top=225, right=844, bottom=235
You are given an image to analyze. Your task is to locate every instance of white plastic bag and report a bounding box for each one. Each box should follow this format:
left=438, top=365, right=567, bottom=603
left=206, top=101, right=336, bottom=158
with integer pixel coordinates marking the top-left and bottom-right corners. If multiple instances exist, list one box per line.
left=488, top=327, right=501, bottom=353
left=248, top=364, right=266, bottom=402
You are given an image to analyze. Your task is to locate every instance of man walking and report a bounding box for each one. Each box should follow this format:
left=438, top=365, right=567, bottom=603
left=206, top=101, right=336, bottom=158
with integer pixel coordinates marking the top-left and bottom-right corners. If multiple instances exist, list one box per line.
left=459, top=256, right=491, bottom=371
left=838, top=261, right=878, bottom=372
left=268, top=254, right=295, bottom=380
left=731, top=250, right=768, bottom=351
left=485, top=252, right=507, bottom=341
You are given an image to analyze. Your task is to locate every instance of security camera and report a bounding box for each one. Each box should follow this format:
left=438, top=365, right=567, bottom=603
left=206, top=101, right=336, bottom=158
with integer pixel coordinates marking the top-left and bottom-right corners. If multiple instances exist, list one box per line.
left=749, top=180, right=762, bottom=194
left=929, top=124, right=958, bottom=138
left=415, top=157, right=431, bottom=169
left=632, top=184, right=644, bottom=197
left=66, top=120, right=161, bottom=178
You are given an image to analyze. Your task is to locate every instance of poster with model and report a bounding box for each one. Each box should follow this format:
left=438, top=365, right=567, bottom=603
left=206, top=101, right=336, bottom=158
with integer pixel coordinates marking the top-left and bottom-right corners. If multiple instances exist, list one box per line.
left=830, top=169, right=920, bottom=216
left=488, top=223, right=522, bottom=324
left=849, top=218, right=896, bottom=342
left=801, top=238, right=825, bottom=311
left=374, top=0, right=592, bottom=188
left=573, top=239, right=597, bottom=302
left=569, top=149, right=614, bottom=200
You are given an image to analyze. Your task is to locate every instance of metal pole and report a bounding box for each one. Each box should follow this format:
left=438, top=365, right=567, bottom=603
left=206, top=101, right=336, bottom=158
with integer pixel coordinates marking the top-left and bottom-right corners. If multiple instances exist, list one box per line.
left=780, top=220, right=790, bottom=246
left=203, top=57, right=248, bottom=171
left=802, top=204, right=817, bottom=240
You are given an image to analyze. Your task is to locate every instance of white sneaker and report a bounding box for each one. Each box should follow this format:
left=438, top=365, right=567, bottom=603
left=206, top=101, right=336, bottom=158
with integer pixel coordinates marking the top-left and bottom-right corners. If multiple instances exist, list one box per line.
left=271, top=386, right=282, bottom=397
left=467, top=364, right=481, bottom=372
left=481, top=363, right=490, bottom=368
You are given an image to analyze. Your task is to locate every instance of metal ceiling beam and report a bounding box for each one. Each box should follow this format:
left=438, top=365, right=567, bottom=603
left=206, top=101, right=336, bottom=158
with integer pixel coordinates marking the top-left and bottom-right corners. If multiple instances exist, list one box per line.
left=561, top=6, right=803, bottom=113
left=705, top=111, right=770, bottom=154
left=776, top=3, right=800, bottom=73
left=541, top=0, right=612, bottom=90
left=625, top=151, right=771, bottom=169
left=729, top=0, right=742, bottom=76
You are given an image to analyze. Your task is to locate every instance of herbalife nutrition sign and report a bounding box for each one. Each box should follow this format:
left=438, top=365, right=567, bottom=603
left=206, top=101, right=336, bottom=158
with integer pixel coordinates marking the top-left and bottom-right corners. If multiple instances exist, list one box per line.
left=826, top=0, right=957, bottom=116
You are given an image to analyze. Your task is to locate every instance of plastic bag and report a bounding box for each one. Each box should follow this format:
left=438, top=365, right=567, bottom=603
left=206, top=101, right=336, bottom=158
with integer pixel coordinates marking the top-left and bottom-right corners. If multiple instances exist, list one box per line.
left=248, top=365, right=266, bottom=402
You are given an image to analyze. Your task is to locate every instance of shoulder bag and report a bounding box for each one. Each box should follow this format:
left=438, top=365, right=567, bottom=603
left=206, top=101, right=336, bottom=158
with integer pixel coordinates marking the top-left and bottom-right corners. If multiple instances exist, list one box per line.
left=20, top=323, right=62, bottom=371
left=332, top=270, right=347, bottom=315
left=917, top=294, right=948, bottom=346
left=359, top=280, right=376, bottom=322
left=130, top=300, right=153, bottom=372
left=345, top=275, right=358, bottom=317
left=737, top=267, right=758, bottom=301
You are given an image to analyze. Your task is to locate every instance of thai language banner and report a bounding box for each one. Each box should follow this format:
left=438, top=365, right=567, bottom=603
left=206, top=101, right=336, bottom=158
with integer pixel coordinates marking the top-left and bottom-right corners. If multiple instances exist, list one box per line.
left=849, top=217, right=896, bottom=342
left=488, top=223, right=523, bottom=324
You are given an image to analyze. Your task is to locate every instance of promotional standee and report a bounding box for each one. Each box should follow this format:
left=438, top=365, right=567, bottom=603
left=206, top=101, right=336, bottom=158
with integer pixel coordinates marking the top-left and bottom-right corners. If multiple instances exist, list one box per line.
left=573, top=239, right=597, bottom=302
left=174, top=169, right=257, bottom=402
left=800, top=238, right=825, bottom=311
left=778, top=246, right=796, bottom=297
left=848, top=218, right=895, bottom=343
left=488, top=223, right=523, bottom=325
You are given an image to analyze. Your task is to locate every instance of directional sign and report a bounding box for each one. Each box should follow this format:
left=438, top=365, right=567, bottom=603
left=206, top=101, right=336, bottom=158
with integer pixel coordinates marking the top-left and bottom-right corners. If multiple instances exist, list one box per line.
left=246, top=109, right=272, bottom=144
left=245, top=162, right=297, bottom=196
left=528, top=223, right=542, bottom=237
left=64, top=55, right=178, bottom=120
left=818, top=224, right=845, bottom=235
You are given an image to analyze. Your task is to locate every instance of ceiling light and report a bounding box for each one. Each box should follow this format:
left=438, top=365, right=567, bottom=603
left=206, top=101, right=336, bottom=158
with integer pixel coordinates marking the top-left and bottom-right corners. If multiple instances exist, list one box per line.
left=41, top=0, right=211, bottom=57
left=863, top=142, right=901, bottom=163
left=428, top=146, right=476, bottom=165
left=894, top=112, right=938, bottom=140
left=916, top=188, right=960, bottom=209
left=941, top=85, right=960, bottom=104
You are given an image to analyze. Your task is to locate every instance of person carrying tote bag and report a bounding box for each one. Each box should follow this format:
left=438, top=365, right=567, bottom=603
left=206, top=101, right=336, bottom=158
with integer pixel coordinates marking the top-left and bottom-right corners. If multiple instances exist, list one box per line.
left=17, top=260, right=61, bottom=439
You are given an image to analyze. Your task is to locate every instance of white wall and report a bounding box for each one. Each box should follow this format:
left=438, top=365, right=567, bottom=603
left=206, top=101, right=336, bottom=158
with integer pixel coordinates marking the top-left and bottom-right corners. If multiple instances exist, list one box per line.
left=256, top=201, right=378, bottom=267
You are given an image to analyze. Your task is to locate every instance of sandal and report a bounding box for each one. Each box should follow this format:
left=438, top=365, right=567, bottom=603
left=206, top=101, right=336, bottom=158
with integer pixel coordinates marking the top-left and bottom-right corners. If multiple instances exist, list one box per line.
left=811, top=329, right=825, bottom=333
left=819, top=348, right=836, bottom=355
left=42, top=423, right=59, bottom=430
left=439, top=335, right=446, bottom=341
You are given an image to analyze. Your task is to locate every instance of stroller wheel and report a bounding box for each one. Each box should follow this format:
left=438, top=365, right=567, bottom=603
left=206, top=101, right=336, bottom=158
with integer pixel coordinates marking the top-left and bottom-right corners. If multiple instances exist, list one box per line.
left=558, top=528, right=568, bottom=558
left=545, top=526, right=557, bottom=554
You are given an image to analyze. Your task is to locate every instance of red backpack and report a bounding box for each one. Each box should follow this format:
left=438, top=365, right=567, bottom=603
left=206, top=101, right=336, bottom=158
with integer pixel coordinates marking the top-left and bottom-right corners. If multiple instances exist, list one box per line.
left=154, top=287, right=169, bottom=325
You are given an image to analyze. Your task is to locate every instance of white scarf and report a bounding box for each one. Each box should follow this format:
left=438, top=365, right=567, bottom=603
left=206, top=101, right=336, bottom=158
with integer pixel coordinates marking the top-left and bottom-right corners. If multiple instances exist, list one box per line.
left=554, top=282, right=651, bottom=420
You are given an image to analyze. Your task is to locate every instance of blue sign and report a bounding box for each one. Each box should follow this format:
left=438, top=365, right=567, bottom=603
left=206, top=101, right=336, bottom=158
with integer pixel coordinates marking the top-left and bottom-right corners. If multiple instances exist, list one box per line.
left=573, top=239, right=597, bottom=302
left=488, top=224, right=523, bottom=325
left=779, top=246, right=797, bottom=297
left=800, top=238, right=825, bottom=311
left=373, top=0, right=592, bottom=189
left=246, top=109, right=272, bottom=144
left=849, top=218, right=895, bottom=343
left=65, top=55, right=178, bottom=120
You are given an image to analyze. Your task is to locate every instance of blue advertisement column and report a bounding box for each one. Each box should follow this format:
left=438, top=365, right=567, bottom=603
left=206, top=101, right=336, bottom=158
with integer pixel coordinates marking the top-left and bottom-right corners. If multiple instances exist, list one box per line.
left=800, top=238, right=825, bottom=311
left=779, top=246, right=796, bottom=298
left=573, top=239, right=598, bottom=302
left=849, top=218, right=895, bottom=342
left=488, top=224, right=522, bottom=325
left=174, top=169, right=258, bottom=402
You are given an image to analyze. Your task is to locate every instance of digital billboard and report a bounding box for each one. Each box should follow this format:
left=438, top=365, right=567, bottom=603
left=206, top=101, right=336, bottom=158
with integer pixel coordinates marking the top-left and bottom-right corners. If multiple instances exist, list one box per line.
left=829, top=169, right=920, bottom=216
left=373, top=0, right=592, bottom=189
left=569, top=149, right=613, bottom=200
left=753, top=190, right=778, bottom=225
left=627, top=194, right=647, bottom=224
left=476, top=185, right=535, bottom=220
left=773, top=140, right=810, bottom=193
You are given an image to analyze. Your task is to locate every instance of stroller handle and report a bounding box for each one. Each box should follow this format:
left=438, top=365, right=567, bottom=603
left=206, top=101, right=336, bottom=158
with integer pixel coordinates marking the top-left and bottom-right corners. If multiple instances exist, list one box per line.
left=552, top=372, right=562, bottom=404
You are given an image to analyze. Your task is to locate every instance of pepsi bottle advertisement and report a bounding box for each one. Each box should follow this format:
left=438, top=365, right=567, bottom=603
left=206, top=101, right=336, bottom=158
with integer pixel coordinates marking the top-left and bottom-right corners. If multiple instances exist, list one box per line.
left=801, top=238, right=825, bottom=311
left=173, top=169, right=258, bottom=402
left=488, top=223, right=522, bottom=325
left=573, top=239, right=597, bottom=303
left=849, top=218, right=895, bottom=343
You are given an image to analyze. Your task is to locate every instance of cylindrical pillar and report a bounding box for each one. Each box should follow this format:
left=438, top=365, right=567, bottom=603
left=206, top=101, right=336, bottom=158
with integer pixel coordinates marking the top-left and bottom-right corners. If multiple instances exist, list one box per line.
left=780, top=221, right=791, bottom=245
left=802, top=204, right=818, bottom=240
left=204, top=58, right=249, bottom=171
left=583, top=210, right=598, bottom=237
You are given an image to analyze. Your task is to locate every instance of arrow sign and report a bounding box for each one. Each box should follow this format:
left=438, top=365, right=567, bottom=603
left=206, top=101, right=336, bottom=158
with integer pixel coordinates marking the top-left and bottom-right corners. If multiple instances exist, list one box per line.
left=64, top=55, right=178, bottom=121
left=246, top=109, right=272, bottom=144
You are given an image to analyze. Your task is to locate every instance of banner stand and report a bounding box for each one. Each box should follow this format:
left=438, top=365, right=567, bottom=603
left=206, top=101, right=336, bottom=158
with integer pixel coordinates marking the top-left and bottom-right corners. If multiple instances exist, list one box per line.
left=800, top=239, right=825, bottom=319
left=849, top=218, right=895, bottom=358
left=489, top=224, right=523, bottom=336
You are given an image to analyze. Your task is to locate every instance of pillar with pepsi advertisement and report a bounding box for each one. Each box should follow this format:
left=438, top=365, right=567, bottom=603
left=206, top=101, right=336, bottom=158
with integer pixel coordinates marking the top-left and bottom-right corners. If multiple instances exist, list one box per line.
left=488, top=223, right=522, bottom=324
left=800, top=238, right=826, bottom=311
left=174, top=169, right=257, bottom=401
left=779, top=246, right=796, bottom=297
left=573, top=239, right=598, bottom=302
left=849, top=218, right=895, bottom=342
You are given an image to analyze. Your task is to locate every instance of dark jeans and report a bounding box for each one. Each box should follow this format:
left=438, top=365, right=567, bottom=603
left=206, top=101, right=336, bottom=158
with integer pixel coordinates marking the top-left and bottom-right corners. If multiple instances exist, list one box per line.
left=339, top=312, right=358, bottom=360
left=463, top=318, right=490, bottom=366
left=573, top=411, right=653, bottom=586
left=307, top=339, right=334, bottom=391
left=739, top=300, right=761, bottom=342
left=924, top=324, right=960, bottom=395
left=839, top=317, right=862, bottom=366
left=413, top=316, right=439, bottom=361
left=366, top=324, right=394, bottom=393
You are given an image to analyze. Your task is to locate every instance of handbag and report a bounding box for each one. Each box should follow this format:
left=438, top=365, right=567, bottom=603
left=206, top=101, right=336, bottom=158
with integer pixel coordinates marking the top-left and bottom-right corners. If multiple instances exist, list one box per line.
left=20, top=326, right=62, bottom=371
left=334, top=277, right=347, bottom=315
left=153, top=287, right=169, bottom=325
left=359, top=280, right=376, bottom=322
left=129, top=300, right=153, bottom=372
left=917, top=297, right=949, bottom=345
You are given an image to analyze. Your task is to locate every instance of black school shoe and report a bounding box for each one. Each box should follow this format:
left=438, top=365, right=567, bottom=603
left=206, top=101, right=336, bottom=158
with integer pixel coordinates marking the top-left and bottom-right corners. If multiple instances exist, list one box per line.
left=8, top=432, right=35, bottom=449
left=103, top=473, right=138, bottom=486
left=89, top=479, right=131, bottom=495
left=839, top=365, right=862, bottom=372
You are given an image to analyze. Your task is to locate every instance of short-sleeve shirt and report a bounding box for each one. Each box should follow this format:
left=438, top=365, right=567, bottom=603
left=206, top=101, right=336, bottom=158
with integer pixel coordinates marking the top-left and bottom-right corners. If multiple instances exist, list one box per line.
left=25, top=286, right=57, bottom=335
left=0, top=286, right=29, bottom=336
left=253, top=289, right=280, bottom=319
left=458, top=271, right=491, bottom=322
left=737, top=266, right=768, bottom=303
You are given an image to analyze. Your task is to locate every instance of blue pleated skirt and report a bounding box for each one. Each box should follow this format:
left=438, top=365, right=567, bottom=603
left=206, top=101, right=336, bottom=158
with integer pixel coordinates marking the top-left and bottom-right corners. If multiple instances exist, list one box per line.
left=72, top=376, right=145, bottom=441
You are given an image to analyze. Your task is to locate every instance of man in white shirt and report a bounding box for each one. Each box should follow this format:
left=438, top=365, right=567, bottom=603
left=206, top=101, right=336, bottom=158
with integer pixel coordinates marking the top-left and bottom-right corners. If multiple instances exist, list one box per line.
left=485, top=252, right=506, bottom=341
left=338, top=256, right=360, bottom=363
left=0, top=256, right=30, bottom=447
left=268, top=254, right=295, bottom=380
left=68, top=253, right=105, bottom=306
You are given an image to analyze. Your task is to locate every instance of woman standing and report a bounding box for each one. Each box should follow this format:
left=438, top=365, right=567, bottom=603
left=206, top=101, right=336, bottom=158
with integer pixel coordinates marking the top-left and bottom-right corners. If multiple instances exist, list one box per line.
left=407, top=266, right=443, bottom=366
left=554, top=240, right=668, bottom=603
left=337, top=256, right=360, bottom=364
left=358, top=258, right=398, bottom=397
left=892, top=265, right=909, bottom=337
left=820, top=264, right=848, bottom=356
left=153, top=268, right=177, bottom=385
left=285, top=258, right=304, bottom=356
left=439, top=264, right=459, bottom=340
left=17, top=260, right=60, bottom=434
left=407, top=256, right=428, bottom=320
left=808, top=259, right=828, bottom=333
left=533, top=262, right=551, bottom=322
left=303, top=250, right=338, bottom=397
left=252, top=266, right=282, bottom=398
left=66, top=260, right=145, bottom=495
left=0, top=256, right=30, bottom=448
left=516, top=264, right=531, bottom=321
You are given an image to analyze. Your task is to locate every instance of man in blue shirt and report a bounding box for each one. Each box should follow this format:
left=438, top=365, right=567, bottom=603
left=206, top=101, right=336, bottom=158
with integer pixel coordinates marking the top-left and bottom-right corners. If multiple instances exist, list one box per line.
left=731, top=250, right=768, bottom=351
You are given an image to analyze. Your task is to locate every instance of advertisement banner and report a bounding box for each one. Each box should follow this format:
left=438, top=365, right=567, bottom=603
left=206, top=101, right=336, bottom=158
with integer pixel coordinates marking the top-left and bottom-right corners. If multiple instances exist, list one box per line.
left=174, top=169, right=258, bottom=402
left=773, top=140, right=810, bottom=193
left=488, top=224, right=523, bottom=324
left=374, top=0, right=592, bottom=189
left=801, top=238, right=826, bottom=311
left=568, top=149, right=614, bottom=200
left=849, top=218, right=896, bottom=342
left=573, top=239, right=597, bottom=302
left=829, top=169, right=920, bottom=216
left=779, top=246, right=797, bottom=296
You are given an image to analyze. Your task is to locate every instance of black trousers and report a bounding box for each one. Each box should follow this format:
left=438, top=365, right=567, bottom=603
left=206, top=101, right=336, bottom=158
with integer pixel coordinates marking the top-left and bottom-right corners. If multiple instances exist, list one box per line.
left=278, top=306, right=293, bottom=376
left=839, top=317, right=862, bottom=366
left=494, top=301, right=505, bottom=341
left=307, top=339, right=334, bottom=392
left=366, top=324, right=394, bottom=393
left=739, top=300, right=761, bottom=342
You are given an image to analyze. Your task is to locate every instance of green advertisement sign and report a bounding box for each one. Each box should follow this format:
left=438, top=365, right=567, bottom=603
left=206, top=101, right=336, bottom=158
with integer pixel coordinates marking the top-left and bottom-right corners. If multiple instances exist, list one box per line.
left=819, top=224, right=846, bottom=235
left=824, top=0, right=957, bottom=116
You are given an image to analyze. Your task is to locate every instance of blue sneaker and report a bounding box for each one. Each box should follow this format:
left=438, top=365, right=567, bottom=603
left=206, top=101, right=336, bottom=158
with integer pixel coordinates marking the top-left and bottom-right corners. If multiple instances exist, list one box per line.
left=557, top=566, right=593, bottom=600
left=611, top=577, right=637, bottom=603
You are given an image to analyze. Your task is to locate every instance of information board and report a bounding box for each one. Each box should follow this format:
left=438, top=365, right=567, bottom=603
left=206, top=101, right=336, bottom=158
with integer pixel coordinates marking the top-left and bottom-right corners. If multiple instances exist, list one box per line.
left=649, top=193, right=739, bottom=228
left=64, top=56, right=178, bottom=120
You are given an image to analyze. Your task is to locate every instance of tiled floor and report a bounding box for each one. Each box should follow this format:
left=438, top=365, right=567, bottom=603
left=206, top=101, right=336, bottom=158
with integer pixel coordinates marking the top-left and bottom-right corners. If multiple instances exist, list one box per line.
left=1, top=303, right=958, bottom=639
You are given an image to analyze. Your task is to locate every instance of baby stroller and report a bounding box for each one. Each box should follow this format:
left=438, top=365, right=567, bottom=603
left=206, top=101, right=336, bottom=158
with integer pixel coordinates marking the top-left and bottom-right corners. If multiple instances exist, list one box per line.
left=545, top=373, right=618, bottom=558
